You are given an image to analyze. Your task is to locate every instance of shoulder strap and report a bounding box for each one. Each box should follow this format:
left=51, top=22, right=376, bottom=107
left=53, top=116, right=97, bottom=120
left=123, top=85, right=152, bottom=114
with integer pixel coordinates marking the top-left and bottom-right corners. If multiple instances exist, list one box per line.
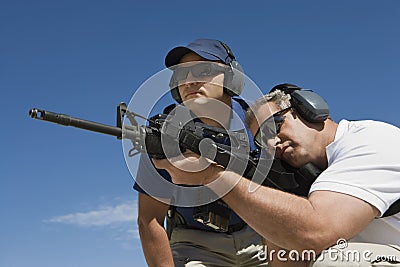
left=232, top=97, right=249, bottom=111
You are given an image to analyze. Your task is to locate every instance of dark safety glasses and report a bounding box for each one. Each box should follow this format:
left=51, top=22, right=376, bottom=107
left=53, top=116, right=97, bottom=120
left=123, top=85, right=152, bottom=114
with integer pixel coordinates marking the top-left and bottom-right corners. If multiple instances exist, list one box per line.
left=254, top=107, right=291, bottom=148
left=169, top=62, right=228, bottom=88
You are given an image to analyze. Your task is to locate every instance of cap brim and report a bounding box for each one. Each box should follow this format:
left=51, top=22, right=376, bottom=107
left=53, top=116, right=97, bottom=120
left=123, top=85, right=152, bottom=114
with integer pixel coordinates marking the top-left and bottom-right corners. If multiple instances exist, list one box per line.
left=165, top=47, right=221, bottom=68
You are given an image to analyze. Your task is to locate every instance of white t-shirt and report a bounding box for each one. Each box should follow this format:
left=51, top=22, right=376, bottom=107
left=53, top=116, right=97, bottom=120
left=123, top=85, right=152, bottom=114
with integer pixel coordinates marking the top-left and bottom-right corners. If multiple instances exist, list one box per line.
left=309, top=120, right=400, bottom=245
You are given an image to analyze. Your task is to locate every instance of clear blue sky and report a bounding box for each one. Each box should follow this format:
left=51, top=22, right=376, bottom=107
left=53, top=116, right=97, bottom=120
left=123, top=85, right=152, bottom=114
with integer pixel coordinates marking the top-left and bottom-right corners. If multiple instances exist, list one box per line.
left=1, top=1, right=399, bottom=266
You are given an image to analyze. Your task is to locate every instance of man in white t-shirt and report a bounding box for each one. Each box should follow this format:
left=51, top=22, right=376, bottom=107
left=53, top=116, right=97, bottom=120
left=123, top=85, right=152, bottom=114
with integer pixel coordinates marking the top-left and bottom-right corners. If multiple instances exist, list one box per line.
left=153, top=86, right=400, bottom=266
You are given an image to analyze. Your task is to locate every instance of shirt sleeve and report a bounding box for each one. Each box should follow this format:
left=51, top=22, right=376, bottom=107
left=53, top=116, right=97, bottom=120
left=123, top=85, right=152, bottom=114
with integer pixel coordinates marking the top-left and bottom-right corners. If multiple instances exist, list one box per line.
left=132, top=155, right=173, bottom=199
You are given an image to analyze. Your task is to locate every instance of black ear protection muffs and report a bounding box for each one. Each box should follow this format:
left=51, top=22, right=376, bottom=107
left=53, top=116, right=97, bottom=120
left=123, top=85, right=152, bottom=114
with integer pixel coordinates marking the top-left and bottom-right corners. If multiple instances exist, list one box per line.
left=170, top=41, right=244, bottom=104
left=270, top=83, right=330, bottom=123
left=170, top=82, right=183, bottom=104
left=290, top=90, right=330, bottom=123
left=217, top=41, right=244, bottom=98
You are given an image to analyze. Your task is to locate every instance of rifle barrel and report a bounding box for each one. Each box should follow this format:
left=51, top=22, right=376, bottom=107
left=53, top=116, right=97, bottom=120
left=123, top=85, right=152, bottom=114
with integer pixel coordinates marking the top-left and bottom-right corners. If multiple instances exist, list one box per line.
left=29, top=108, right=122, bottom=138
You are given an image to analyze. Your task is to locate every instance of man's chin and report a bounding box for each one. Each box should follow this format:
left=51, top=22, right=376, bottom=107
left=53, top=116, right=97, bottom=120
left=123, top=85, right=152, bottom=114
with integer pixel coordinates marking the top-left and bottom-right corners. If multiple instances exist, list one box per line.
left=286, top=159, right=308, bottom=169
left=188, top=97, right=208, bottom=104
left=281, top=155, right=302, bottom=168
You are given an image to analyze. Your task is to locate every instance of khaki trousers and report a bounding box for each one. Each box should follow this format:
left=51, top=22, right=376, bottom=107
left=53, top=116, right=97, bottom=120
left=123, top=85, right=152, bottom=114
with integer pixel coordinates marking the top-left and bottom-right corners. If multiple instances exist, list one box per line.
left=170, top=225, right=268, bottom=267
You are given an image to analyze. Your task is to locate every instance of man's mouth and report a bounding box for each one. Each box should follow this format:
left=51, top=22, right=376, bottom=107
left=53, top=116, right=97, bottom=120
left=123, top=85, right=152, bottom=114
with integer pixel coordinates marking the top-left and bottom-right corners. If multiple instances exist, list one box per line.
left=185, top=91, right=202, bottom=98
left=280, top=146, right=289, bottom=159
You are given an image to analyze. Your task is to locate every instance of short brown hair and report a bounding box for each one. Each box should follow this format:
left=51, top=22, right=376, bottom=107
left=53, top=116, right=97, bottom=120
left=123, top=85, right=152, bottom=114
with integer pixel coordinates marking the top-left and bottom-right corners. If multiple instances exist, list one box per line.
left=245, top=89, right=291, bottom=128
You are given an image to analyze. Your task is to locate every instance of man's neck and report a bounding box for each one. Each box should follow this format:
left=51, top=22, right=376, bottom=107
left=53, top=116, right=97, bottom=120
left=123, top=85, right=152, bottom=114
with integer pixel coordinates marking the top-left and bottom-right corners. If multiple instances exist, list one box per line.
left=315, top=119, right=339, bottom=169
left=199, top=117, right=228, bottom=128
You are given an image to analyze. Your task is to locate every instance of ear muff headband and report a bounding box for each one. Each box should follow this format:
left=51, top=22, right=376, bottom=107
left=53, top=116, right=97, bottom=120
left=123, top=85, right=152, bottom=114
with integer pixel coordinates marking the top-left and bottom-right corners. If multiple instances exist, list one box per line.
left=218, top=41, right=244, bottom=97
left=269, top=83, right=302, bottom=94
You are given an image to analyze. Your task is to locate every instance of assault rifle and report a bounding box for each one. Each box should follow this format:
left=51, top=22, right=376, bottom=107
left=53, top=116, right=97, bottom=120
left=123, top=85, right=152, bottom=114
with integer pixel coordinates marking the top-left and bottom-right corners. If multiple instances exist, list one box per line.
left=29, top=103, right=256, bottom=171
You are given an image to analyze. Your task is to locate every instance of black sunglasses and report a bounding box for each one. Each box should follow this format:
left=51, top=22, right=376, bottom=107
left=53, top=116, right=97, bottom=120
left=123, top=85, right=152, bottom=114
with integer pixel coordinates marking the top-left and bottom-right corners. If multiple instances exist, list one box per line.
left=254, top=107, right=291, bottom=148
left=169, top=62, right=228, bottom=89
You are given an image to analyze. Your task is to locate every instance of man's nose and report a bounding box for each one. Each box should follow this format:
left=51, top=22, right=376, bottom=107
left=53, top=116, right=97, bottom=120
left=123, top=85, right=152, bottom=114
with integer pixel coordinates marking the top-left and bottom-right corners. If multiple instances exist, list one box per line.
left=183, top=71, right=200, bottom=87
left=185, top=71, right=197, bottom=82
left=267, top=135, right=280, bottom=148
left=265, top=135, right=281, bottom=155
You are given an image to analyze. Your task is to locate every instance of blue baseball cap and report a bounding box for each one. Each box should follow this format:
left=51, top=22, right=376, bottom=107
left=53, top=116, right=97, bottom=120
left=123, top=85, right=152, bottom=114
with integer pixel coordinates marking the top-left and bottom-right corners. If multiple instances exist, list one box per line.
left=165, top=39, right=233, bottom=68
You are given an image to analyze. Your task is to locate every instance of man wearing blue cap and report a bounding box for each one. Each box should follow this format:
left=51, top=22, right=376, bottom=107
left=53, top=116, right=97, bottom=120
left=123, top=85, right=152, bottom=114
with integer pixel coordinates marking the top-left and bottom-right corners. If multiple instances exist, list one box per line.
left=133, top=39, right=268, bottom=266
